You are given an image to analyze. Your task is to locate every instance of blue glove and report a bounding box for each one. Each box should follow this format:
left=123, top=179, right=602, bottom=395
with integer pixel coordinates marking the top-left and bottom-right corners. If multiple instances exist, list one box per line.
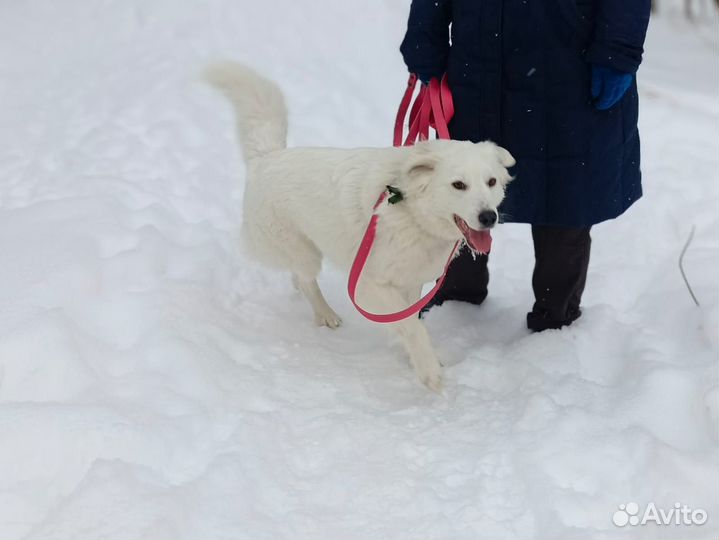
left=591, top=65, right=634, bottom=110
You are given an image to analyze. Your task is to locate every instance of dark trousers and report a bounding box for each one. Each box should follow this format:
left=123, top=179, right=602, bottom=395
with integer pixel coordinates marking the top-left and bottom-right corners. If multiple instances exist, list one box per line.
left=434, top=226, right=592, bottom=331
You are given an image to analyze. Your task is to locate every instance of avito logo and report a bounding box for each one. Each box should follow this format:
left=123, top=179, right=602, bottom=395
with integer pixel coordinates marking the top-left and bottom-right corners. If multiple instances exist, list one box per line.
left=613, top=502, right=708, bottom=527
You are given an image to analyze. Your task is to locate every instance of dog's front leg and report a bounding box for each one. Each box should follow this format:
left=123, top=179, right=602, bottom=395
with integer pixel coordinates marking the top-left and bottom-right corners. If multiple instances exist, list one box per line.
left=357, top=281, right=442, bottom=391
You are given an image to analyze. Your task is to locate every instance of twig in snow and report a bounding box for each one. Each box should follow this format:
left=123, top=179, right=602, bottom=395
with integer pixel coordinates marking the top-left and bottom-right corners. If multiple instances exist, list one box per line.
left=679, top=224, right=700, bottom=307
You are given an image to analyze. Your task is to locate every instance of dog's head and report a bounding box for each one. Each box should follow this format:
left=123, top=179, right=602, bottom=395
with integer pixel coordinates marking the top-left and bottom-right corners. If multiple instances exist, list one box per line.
left=395, top=140, right=515, bottom=252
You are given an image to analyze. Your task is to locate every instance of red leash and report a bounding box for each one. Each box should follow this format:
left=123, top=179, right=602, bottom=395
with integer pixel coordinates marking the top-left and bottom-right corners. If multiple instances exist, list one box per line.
left=347, top=74, right=460, bottom=323
left=393, top=74, right=454, bottom=146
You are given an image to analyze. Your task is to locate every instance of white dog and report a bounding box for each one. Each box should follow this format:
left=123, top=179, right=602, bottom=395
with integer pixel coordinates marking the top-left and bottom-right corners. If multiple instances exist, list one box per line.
left=207, top=62, right=514, bottom=390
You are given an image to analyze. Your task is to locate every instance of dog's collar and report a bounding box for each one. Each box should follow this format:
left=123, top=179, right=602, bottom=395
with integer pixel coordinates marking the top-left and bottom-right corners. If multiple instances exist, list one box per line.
left=385, top=185, right=404, bottom=205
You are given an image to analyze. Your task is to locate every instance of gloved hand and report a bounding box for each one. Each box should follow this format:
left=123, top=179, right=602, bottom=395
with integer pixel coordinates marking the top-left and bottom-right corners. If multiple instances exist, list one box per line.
left=590, top=64, right=633, bottom=110
left=416, top=72, right=434, bottom=85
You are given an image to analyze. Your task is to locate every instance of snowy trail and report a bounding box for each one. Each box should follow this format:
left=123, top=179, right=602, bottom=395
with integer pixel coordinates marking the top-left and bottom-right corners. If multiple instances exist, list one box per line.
left=1, top=1, right=718, bottom=539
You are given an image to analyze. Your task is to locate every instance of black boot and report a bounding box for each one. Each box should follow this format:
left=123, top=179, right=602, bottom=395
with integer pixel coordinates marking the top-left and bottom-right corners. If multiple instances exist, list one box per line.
left=421, top=246, right=489, bottom=316
left=527, top=225, right=591, bottom=332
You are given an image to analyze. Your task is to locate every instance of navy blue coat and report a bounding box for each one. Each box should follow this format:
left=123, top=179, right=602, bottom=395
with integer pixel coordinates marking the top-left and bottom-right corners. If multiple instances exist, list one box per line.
left=401, top=0, right=651, bottom=226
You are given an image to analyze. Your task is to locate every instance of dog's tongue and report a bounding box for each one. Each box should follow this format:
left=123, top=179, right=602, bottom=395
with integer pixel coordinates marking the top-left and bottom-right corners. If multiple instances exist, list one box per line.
left=467, top=229, right=492, bottom=254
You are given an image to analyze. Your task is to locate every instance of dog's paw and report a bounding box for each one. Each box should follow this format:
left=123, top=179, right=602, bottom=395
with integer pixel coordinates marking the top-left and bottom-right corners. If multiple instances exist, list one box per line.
left=315, top=311, right=342, bottom=329
left=416, top=362, right=443, bottom=392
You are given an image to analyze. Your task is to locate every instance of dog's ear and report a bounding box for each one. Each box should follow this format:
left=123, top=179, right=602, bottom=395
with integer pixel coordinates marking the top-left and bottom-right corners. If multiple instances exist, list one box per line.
left=496, top=146, right=516, bottom=168
left=406, top=158, right=436, bottom=178
left=399, top=145, right=438, bottom=194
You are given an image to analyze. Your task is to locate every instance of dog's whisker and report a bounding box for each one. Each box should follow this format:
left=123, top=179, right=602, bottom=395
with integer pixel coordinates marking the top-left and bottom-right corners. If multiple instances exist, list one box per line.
left=498, top=211, right=513, bottom=223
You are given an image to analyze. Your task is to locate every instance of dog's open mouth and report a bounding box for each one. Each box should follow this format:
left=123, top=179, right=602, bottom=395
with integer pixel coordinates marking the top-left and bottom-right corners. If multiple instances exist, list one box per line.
left=454, top=215, right=492, bottom=254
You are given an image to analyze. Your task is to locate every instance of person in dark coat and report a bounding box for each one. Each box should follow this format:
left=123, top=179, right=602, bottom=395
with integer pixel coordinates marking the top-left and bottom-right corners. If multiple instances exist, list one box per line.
left=400, top=0, right=651, bottom=331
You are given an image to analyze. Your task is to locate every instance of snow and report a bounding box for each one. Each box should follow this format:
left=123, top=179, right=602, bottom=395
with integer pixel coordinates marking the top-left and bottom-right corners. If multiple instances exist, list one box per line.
left=1, top=1, right=718, bottom=539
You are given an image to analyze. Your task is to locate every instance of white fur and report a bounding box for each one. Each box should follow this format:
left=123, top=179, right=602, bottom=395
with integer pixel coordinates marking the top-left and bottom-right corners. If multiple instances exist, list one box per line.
left=207, top=62, right=515, bottom=390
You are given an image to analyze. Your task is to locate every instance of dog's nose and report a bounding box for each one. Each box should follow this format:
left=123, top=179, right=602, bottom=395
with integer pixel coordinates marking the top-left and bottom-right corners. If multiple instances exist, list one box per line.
left=478, top=210, right=498, bottom=229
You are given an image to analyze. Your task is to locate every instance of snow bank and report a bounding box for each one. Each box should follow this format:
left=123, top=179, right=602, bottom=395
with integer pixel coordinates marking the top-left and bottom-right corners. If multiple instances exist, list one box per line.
left=0, top=1, right=717, bottom=538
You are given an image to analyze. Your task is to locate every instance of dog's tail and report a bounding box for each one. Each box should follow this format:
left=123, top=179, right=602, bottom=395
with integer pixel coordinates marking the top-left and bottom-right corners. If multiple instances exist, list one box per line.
left=205, top=61, right=287, bottom=161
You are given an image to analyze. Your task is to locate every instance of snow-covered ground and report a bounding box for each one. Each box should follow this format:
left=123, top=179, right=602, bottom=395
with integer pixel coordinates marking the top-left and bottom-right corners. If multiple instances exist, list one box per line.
left=1, top=1, right=718, bottom=538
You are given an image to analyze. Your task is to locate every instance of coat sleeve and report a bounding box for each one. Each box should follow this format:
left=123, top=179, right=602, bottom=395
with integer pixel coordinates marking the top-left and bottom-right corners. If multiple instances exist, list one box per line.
left=399, top=0, right=452, bottom=80
left=585, top=0, right=651, bottom=74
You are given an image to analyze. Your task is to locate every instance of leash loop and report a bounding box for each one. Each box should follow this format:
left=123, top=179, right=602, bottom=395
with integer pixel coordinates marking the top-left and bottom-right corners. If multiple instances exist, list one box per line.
left=348, top=74, right=461, bottom=323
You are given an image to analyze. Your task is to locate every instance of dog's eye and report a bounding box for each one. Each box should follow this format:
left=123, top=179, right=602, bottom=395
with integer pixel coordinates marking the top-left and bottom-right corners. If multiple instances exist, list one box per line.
left=488, top=178, right=497, bottom=187
left=452, top=180, right=467, bottom=191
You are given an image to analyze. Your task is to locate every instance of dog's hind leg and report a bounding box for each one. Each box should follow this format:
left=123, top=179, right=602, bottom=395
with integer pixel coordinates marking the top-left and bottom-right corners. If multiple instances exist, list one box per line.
left=283, top=234, right=341, bottom=329
left=294, top=274, right=342, bottom=329
left=248, top=218, right=341, bottom=329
